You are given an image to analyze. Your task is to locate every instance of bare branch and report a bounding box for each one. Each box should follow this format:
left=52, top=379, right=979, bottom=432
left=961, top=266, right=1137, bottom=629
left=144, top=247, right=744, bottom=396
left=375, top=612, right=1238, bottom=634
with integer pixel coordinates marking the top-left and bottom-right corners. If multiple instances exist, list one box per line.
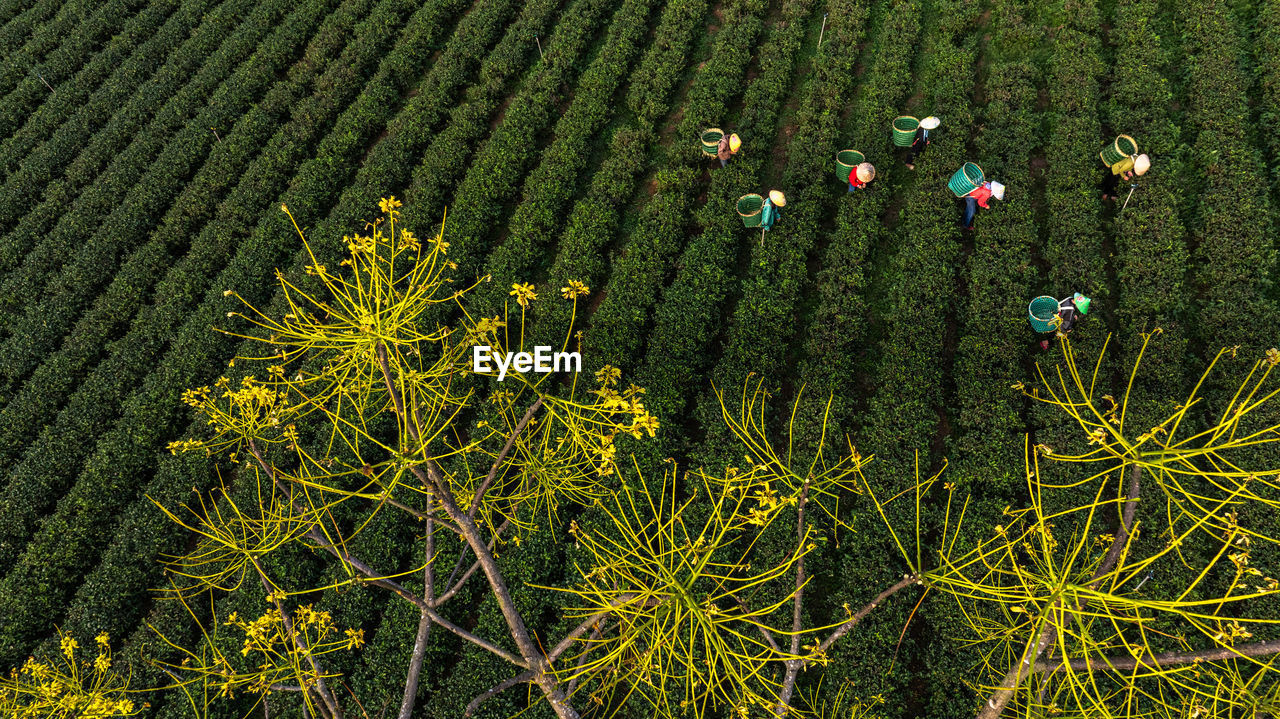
left=1036, top=639, right=1280, bottom=673
left=464, top=670, right=537, bottom=717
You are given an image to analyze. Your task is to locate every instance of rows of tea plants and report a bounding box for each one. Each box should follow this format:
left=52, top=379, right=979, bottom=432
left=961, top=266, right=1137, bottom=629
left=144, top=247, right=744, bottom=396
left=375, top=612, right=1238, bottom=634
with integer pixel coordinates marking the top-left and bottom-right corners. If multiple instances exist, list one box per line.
left=468, top=0, right=707, bottom=315
left=0, top=0, right=146, bottom=135
left=0, top=0, right=475, bottom=665
left=0, top=0, right=249, bottom=233
left=0, top=0, right=407, bottom=402
left=5, top=0, right=1279, bottom=714
left=1175, top=0, right=1276, bottom=354
left=1107, top=0, right=1189, bottom=425
left=854, top=0, right=977, bottom=482
left=0, top=1, right=279, bottom=265
left=59, top=0, right=564, bottom=694
left=0, top=0, right=321, bottom=311
left=689, top=0, right=871, bottom=468
left=787, top=0, right=921, bottom=451
left=0, top=0, right=188, bottom=179
left=0, top=0, right=360, bottom=568
left=578, top=0, right=821, bottom=387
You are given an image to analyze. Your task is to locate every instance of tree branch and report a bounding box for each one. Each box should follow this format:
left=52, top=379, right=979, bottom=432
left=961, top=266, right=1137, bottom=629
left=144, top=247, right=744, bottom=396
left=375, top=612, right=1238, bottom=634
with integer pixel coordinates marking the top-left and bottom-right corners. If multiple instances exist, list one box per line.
left=247, top=442, right=522, bottom=668
left=468, top=397, right=544, bottom=519
left=397, top=500, right=437, bottom=719
left=376, top=343, right=578, bottom=718
left=1034, top=639, right=1280, bottom=673
left=977, top=464, right=1142, bottom=719
left=818, top=572, right=923, bottom=655
left=463, top=670, right=538, bottom=717
left=775, top=480, right=811, bottom=715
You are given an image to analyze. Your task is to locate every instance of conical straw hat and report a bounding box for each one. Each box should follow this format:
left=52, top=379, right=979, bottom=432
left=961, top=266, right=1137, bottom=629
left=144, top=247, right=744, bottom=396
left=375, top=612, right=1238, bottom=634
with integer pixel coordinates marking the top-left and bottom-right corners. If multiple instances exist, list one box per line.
left=855, top=162, right=875, bottom=182
left=769, top=190, right=786, bottom=206
left=989, top=180, right=1005, bottom=200
left=729, top=133, right=741, bottom=152
left=920, top=116, right=941, bottom=129
left=1133, top=153, right=1150, bottom=175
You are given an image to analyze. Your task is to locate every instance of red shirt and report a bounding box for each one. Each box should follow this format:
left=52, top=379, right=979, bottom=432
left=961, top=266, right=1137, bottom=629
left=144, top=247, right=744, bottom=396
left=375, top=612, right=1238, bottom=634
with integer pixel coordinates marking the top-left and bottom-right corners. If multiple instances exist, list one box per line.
left=847, top=167, right=866, bottom=188
left=967, top=185, right=992, bottom=208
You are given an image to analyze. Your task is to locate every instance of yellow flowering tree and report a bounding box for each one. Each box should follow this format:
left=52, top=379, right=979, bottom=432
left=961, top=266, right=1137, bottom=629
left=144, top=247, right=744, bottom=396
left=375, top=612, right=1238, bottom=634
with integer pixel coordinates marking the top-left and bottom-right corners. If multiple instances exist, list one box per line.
left=139, top=200, right=1280, bottom=719
left=0, top=630, right=143, bottom=718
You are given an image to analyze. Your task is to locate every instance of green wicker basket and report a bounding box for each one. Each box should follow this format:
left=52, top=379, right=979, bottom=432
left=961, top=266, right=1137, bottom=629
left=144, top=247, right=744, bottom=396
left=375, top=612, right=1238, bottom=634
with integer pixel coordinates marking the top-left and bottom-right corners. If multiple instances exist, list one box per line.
left=835, top=150, right=864, bottom=181
left=701, top=128, right=724, bottom=156
left=738, top=194, right=764, bottom=228
left=1099, top=134, right=1138, bottom=165
left=1028, top=296, right=1061, bottom=333
left=892, top=116, right=919, bottom=146
left=948, top=162, right=984, bottom=197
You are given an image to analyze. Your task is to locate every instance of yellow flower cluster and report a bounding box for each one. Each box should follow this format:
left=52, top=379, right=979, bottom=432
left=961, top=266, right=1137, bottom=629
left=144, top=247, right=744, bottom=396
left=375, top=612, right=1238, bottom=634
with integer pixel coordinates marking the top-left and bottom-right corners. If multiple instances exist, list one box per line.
left=1, top=630, right=139, bottom=718
left=560, top=280, right=589, bottom=299
left=509, top=282, right=537, bottom=308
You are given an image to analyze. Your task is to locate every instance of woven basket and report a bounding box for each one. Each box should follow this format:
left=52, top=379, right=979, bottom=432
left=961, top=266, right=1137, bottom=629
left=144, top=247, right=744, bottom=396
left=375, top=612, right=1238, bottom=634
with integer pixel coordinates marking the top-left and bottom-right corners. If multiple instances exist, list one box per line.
left=836, top=150, right=864, bottom=181
left=738, top=194, right=764, bottom=227
left=1099, top=134, right=1138, bottom=165
left=892, top=116, right=920, bottom=146
left=948, top=162, right=984, bottom=197
left=1028, top=296, right=1061, bottom=333
left=701, top=128, right=724, bottom=156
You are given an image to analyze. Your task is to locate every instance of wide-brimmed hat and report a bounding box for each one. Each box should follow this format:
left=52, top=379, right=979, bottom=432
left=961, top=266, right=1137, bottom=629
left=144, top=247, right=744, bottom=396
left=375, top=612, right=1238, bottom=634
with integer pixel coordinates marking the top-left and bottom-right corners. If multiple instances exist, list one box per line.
left=729, top=133, right=742, bottom=152
left=1073, top=292, right=1092, bottom=315
left=920, top=116, right=941, bottom=129
left=856, top=162, right=875, bottom=182
left=1133, top=153, right=1150, bottom=175
left=769, top=190, right=786, bottom=206
left=989, top=180, right=1006, bottom=200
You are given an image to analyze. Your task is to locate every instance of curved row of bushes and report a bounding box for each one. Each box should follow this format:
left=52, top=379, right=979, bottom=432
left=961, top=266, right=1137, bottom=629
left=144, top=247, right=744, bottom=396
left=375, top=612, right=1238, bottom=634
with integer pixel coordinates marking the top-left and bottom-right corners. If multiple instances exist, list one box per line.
left=1029, top=0, right=1110, bottom=458
left=0, top=0, right=243, bottom=232
left=526, top=0, right=769, bottom=355
left=606, top=0, right=825, bottom=448
left=0, top=0, right=148, bottom=139
left=53, top=0, right=562, bottom=670
left=1177, top=0, right=1277, bottom=352
left=0, top=0, right=186, bottom=180
left=0, top=0, right=112, bottom=103
left=846, top=1, right=977, bottom=481
left=0, top=0, right=337, bottom=542
left=0, top=0, right=64, bottom=53
left=0, top=0, right=474, bottom=666
left=468, top=0, right=704, bottom=316
left=0, top=0, right=399, bottom=402
left=1259, top=0, right=1280, bottom=201
left=949, top=3, right=1039, bottom=486
left=1107, top=0, right=1190, bottom=426
left=0, top=0, right=294, bottom=288
left=788, top=0, right=923, bottom=452
left=0, top=0, right=350, bottom=331
left=397, top=0, right=612, bottom=236
left=413, top=0, right=659, bottom=306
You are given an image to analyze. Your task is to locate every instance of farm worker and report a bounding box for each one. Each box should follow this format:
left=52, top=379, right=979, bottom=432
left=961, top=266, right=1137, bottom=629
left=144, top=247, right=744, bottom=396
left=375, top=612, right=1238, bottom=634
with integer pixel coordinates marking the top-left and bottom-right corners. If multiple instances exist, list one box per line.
left=960, top=180, right=998, bottom=229
left=760, top=190, right=785, bottom=230
left=847, top=162, right=875, bottom=193
left=904, top=116, right=940, bottom=170
left=1102, top=153, right=1150, bottom=200
left=717, top=133, right=741, bottom=168
left=1038, top=293, right=1091, bottom=350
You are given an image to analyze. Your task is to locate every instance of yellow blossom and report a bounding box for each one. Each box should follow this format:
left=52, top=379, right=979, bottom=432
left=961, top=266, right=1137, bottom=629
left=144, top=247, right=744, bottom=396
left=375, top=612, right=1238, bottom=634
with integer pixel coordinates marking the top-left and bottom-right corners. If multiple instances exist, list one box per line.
left=509, top=282, right=537, bottom=308
left=560, top=280, right=590, bottom=299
